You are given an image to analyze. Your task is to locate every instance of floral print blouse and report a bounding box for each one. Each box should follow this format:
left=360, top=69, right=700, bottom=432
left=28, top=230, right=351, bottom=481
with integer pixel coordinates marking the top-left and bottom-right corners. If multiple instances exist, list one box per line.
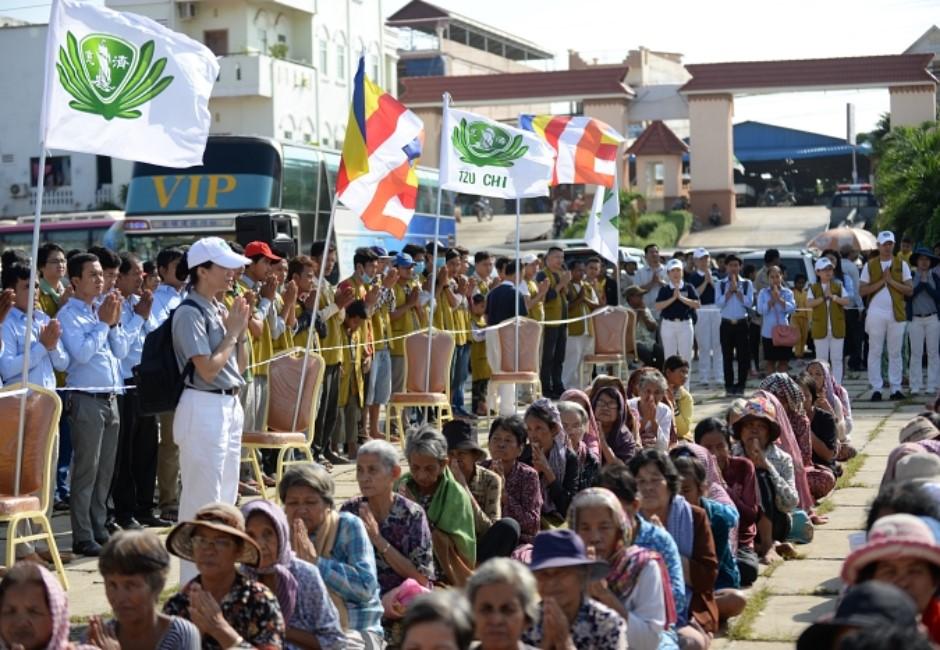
left=341, top=494, right=435, bottom=594
left=481, top=460, right=542, bottom=543
left=163, top=572, right=284, bottom=650
left=523, top=597, right=629, bottom=649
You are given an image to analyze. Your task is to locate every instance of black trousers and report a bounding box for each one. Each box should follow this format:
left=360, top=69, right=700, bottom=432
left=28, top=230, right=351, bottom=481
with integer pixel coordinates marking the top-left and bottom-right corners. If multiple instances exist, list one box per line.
left=720, top=319, right=750, bottom=390
left=112, top=380, right=159, bottom=520
left=477, top=518, right=521, bottom=565
left=313, top=364, right=341, bottom=457
left=540, top=325, right=567, bottom=397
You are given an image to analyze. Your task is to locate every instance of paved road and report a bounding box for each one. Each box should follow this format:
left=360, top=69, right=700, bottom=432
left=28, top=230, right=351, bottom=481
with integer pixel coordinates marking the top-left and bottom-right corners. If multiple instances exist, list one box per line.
left=680, top=206, right=829, bottom=250
left=454, top=212, right=553, bottom=251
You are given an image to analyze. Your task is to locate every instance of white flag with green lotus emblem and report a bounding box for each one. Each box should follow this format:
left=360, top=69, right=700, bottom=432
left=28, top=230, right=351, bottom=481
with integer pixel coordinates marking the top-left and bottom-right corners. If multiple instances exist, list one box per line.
left=440, top=97, right=554, bottom=199
left=42, top=0, right=219, bottom=167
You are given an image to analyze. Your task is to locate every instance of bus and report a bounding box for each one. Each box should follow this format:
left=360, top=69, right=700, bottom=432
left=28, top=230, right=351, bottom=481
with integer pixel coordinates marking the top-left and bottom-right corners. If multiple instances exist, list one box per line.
left=123, top=135, right=456, bottom=276
left=0, top=211, right=124, bottom=253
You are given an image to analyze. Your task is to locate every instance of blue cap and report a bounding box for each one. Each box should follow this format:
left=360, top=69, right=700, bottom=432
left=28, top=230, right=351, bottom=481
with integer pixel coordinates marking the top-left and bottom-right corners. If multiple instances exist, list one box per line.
left=371, top=246, right=391, bottom=258
left=393, top=253, right=415, bottom=268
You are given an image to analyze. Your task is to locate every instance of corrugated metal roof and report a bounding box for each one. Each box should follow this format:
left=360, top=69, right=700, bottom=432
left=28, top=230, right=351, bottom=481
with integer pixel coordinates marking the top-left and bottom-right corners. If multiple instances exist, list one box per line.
left=731, top=121, right=873, bottom=162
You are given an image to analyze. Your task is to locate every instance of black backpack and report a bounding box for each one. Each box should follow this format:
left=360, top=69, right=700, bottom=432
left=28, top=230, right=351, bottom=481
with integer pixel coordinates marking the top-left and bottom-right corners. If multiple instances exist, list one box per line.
left=133, top=298, right=204, bottom=416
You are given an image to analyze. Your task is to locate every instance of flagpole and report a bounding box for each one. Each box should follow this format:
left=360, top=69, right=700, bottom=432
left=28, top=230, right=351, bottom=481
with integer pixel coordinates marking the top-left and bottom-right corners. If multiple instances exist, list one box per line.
left=291, top=161, right=337, bottom=432
left=13, top=146, right=48, bottom=496
left=514, top=198, right=521, bottom=373
left=425, top=92, right=448, bottom=400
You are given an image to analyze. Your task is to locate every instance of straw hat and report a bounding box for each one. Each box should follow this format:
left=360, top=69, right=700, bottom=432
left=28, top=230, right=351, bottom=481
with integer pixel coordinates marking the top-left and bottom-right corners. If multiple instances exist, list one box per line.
left=898, top=416, right=940, bottom=444
left=731, top=395, right=781, bottom=443
left=166, top=503, right=261, bottom=567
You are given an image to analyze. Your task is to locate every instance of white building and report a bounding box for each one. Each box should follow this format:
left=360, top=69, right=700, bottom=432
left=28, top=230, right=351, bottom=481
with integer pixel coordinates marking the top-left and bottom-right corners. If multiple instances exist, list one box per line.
left=0, top=0, right=397, bottom=217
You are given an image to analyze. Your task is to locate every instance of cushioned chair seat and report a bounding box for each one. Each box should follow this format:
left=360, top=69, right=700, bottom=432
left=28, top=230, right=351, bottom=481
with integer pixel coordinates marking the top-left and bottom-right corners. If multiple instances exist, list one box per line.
left=491, top=372, right=540, bottom=382
left=242, top=432, right=307, bottom=446
left=584, top=353, right=624, bottom=363
left=390, top=392, right=448, bottom=404
left=0, top=495, right=41, bottom=516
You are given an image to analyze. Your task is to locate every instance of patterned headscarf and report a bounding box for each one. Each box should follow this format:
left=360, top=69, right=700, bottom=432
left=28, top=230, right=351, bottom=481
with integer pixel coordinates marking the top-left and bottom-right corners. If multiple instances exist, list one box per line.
left=754, top=389, right=815, bottom=512
left=241, top=500, right=299, bottom=622
left=591, top=386, right=639, bottom=464
left=526, top=398, right=569, bottom=514
left=560, top=388, right=600, bottom=460
left=40, top=564, right=71, bottom=650
left=807, top=360, right=848, bottom=430
left=681, top=442, right=734, bottom=508
left=760, top=373, right=813, bottom=466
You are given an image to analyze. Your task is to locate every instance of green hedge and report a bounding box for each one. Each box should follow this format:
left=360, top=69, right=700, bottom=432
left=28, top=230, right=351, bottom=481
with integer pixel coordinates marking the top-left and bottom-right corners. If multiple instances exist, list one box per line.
left=565, top=210, right=693, bottom=249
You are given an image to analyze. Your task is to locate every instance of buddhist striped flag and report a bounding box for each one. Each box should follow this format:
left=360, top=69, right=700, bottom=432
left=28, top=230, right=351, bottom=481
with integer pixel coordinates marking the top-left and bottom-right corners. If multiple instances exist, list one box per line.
left=520, top=115, right=624, bottom=188
left=336, top=56, right=423, bottom=239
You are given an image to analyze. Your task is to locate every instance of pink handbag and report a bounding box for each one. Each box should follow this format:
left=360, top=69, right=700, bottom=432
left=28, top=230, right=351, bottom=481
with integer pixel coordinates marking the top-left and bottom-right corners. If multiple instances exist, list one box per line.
left=772, top=324, right=799, bottom=347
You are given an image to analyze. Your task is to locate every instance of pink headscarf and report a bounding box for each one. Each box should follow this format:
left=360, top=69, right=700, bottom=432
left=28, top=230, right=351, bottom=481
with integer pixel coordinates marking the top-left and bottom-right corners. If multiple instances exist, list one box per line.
left=683, top=442, right=734, bottom=508
left=755, top=389, right=815, bottom=512
left=560, top=388, right=600, bottom=460
left=241, top=500, right=299, bottom=622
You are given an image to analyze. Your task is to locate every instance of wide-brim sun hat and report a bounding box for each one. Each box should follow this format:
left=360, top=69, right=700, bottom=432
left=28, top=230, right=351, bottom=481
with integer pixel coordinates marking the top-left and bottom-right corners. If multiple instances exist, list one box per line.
left=898, top=415, right=940, bottom=444
left=895, top=452, right=940, bottom=484
left=730, top=395, right=781, bottom=443
left=841, top=513, right=940, bottom=584
left=909, top=246, right=940, bottom=268
left=529, top=529, right=608, bottom=580
left=166, top=503, right=261, bottom=567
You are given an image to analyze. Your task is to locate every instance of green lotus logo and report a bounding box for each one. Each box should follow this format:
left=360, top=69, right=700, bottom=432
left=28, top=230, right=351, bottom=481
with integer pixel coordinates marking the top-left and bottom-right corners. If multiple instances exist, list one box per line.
left=56, top=31, right=174, bottom=120
left=451, top=118, right=528, bottom=168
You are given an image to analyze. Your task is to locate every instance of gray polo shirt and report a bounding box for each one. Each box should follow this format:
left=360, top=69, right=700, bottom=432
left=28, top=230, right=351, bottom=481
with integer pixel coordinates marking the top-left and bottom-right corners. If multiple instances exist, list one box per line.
left=171, top=290, right=245, bottom=391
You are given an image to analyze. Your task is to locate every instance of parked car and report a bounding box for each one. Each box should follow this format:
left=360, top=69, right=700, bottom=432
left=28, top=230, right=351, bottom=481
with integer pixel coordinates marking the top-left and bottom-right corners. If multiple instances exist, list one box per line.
left=829, top=184, right=879, bottom=229
left=740, top=248, right=816, bottom=287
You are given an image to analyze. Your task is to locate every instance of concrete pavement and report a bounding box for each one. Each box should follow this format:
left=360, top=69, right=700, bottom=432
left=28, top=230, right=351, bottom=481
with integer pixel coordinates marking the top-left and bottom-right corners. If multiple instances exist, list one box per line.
left=680, top=206, right=829, bottom=250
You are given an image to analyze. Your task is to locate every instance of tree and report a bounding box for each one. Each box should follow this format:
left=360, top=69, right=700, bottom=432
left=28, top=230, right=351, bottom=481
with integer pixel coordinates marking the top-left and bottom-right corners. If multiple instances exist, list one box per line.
left=875, top=122, right=940, bottom=244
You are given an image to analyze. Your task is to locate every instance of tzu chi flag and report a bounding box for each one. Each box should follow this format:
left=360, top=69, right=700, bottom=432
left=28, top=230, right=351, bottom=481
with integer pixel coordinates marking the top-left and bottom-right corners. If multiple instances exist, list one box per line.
left=42, top=0, right=219, bottom=167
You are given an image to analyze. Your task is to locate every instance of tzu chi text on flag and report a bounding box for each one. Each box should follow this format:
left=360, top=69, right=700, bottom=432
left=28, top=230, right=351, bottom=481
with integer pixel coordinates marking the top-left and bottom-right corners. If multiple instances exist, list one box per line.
left=336, top=56, right=424, bottom=239
left=42, top=0, right=219, bottom=168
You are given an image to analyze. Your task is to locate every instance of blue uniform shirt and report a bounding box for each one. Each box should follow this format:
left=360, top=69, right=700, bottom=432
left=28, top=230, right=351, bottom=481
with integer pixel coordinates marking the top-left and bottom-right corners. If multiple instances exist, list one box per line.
left=119, top=295, right=158, bottom=380
left=57, top=297, right=127, bottom=391
left=0, top=307, right=69, bottom=389
left=151, top=283, right=183, bottom=327
left=715, top=276, right=753, bottom=321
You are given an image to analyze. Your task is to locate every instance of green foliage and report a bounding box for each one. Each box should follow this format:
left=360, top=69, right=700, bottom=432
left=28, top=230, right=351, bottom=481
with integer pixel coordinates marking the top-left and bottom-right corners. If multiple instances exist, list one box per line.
left=565, top=209, right=693, bottom=249
left=269, top=43, right=289, bottom=59
left=874, top=123, right=940, bottom=244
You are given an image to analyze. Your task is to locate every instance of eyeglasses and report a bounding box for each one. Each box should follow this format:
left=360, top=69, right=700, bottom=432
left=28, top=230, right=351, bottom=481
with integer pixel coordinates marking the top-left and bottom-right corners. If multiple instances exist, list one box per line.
left=191, top=535, right=236, bottom=551
left=594, top=399, right=618, bottom=411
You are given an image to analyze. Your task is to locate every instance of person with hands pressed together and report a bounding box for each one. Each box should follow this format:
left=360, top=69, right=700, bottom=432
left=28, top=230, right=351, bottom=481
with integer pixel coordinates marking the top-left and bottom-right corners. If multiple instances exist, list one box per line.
left=466, top=558, right=540, bottom=650
left=57, top=252, right=128, bottom=557
left=366, top=261, right=398, bottom=441
left=627, top=369, right=674, bottom=451
left=637, top=243, right=667, bottom=312
left=715, top=255, right=753, bottom=396
left=860, top=231, right=913, bottom=401
left=806, top=257, right=851, bottom=383
left=562, top=259, right=599, bottom=390
left=37, top=242, right=72, bottom=317
left=906, top=247, right=940, bottom=396
left=655, top=259, right=700, bottom=377
left=522, top=399, right=579, bottom=525
left=170, top=238, right=251, bottom=583
left=756, top=265, right=796, bottom=374
left=537, top=247, right=571, bottom=399
left=690, top=248, right=722, bottom=386
left=164, top=504, right=284, bottom=649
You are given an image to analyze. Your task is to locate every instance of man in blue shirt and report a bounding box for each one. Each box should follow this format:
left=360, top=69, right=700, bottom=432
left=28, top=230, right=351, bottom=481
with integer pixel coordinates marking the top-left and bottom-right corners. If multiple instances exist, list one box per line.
left=715, top=255, right=753, bottom=396
left=57, top=252, right=127, bottom=556
left=111, top=253, right=170, bottom=530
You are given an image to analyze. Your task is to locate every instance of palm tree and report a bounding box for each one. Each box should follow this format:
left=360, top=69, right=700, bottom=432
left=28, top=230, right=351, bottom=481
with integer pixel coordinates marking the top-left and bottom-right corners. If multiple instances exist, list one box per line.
left=875, top=122, right=940, bottom=243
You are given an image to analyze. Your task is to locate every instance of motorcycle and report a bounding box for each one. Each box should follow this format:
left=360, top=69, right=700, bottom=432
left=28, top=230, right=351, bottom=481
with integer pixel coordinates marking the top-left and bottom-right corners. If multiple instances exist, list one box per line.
left=473, top=197, right=494, bottom=222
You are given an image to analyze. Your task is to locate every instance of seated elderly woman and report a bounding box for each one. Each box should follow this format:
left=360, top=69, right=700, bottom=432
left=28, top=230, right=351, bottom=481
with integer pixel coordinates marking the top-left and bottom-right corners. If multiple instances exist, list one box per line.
left=590, top=385, right=639, bottom=465
left=521, top=529, right=629, bottom=648
left=730, top=396, right=800, bottom=562
left=670, top=453, right=748, bottom=623
left=400, top=590, right=474, bottom=650
left=480, top=416, right=542, bottom=547
left=87, top=530, right=200, bottom=649
left=695, top=418, right=761, bottom=587
left=0, top=562, right=95, bottom=650
left=341, top=439, right=435, bottom=599
left=628, top=449, right=718, bottom=650
left=568, top=487, right=677, bottom=650
left=395, top=426, right=477, bottom=587
left=866, top=480, right=940, bottom=532
left=627, top=369, right=674, bottom=450
left=557, top=400, right=601, bottom=490
left=443, top=419, right=521, bottom=564
left=164, top=503, right=284, bottom=649
left=241, top=500, right=345, bottom=650
left=278, top=465, right=384, bottom=644
left=521, top=399, right=579, bottom=524
left=842, top=513, right=940, bottom=644
left=806, top=360, right=855, bottom=449
left=466, top=558, right=540, bottom=650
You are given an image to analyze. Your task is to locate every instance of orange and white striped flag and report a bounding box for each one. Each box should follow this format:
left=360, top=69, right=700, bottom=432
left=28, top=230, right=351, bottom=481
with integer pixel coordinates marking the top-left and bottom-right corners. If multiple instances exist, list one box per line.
left=520, top=114, right=624, bottom=188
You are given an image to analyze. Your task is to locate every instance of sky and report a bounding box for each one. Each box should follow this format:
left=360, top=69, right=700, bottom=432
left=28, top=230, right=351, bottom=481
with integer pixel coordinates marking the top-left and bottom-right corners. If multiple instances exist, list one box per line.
left=3, top=0, right=937, bottom=138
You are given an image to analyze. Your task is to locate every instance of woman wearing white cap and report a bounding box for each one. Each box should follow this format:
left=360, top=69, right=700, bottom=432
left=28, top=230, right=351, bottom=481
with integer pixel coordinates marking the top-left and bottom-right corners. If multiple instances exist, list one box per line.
left=859, top=231, right=912, bottom=401
left=806, top=257, right=851, bottom=382
left=689, top=248, right=722, bottom=386
left=171, top=237, right=251, bottom=583
left=655, top=259, right=700, bottom=377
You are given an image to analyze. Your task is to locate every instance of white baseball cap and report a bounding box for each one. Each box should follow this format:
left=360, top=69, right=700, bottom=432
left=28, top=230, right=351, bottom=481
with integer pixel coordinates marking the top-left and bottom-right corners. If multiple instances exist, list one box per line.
left=665, top=258, right=684, bottom=272
left=521, top=253, right=538, bottom=264
left=621, top=254, right=639, bottom=265
left=692, top=247, right=710, bottom=259
left=188, top=237, right=252, bottom=269
left=877, top=231, right=895, bottom=245
left=814, top=257, right=834, bottom=271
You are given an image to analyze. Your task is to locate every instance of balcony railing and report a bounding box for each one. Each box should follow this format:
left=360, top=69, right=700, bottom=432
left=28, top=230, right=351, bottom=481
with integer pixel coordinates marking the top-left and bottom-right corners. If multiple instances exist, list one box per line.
left=213, top=53, right=315, bottom=99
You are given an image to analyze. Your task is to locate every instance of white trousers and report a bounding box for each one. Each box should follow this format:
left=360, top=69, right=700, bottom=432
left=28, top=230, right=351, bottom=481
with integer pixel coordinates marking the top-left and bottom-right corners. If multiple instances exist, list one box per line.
left=694, top=308, right=723, bottom=383
left=175, top=388, right=244, bottom=584
left=562, top=334, right=593, bottom=390
left=661, top=318, right=694, bottom=367
left=866, top=313, right=906, bottom=393
left=909, top=315, right=940, bottom=393
left=815, top=336, right=845, bottom=384
left=486, top=328, right=516, bottom=416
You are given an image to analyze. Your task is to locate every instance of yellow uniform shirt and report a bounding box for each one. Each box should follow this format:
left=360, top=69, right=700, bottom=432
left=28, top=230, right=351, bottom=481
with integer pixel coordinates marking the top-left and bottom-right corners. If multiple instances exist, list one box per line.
left=567, top=281, right=597, bottom=337
left=390, top=281, right=421, bottom=357
left=318, top=283, right=344, bottom=366
left=238, top=278, right=274, bottom=378
left=338, top=325, right=364, bottom=408
left=527, top=279, right=545, bottom=322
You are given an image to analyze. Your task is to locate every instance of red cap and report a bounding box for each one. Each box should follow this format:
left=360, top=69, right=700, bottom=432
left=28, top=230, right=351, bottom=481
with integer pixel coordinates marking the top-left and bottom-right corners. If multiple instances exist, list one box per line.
left=244, top=241, right=282, bottom=261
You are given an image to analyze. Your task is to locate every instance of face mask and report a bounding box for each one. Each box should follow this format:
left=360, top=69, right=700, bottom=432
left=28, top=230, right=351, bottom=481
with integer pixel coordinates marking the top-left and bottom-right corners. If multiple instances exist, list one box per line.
left=360, top=272, right=373, bottom=285
left=414, top=261, right=426, bottom=275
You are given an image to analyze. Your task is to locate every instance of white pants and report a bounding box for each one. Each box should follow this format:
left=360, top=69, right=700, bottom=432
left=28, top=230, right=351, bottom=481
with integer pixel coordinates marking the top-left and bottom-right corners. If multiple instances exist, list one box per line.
left=909, top=315, right=940, bottom=393
left=866, top=312, right=906, bottom=393
left=815, top=336, right=845, bottom=384
left=175, top=388, right=244, bottom=584
left=694, top=308, right=723, bottom=383
left=661, top=318, right=694, bottom=370
left=562, top=334, right=593, bottom=390
left=486, top=328, right=516, bottom=416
